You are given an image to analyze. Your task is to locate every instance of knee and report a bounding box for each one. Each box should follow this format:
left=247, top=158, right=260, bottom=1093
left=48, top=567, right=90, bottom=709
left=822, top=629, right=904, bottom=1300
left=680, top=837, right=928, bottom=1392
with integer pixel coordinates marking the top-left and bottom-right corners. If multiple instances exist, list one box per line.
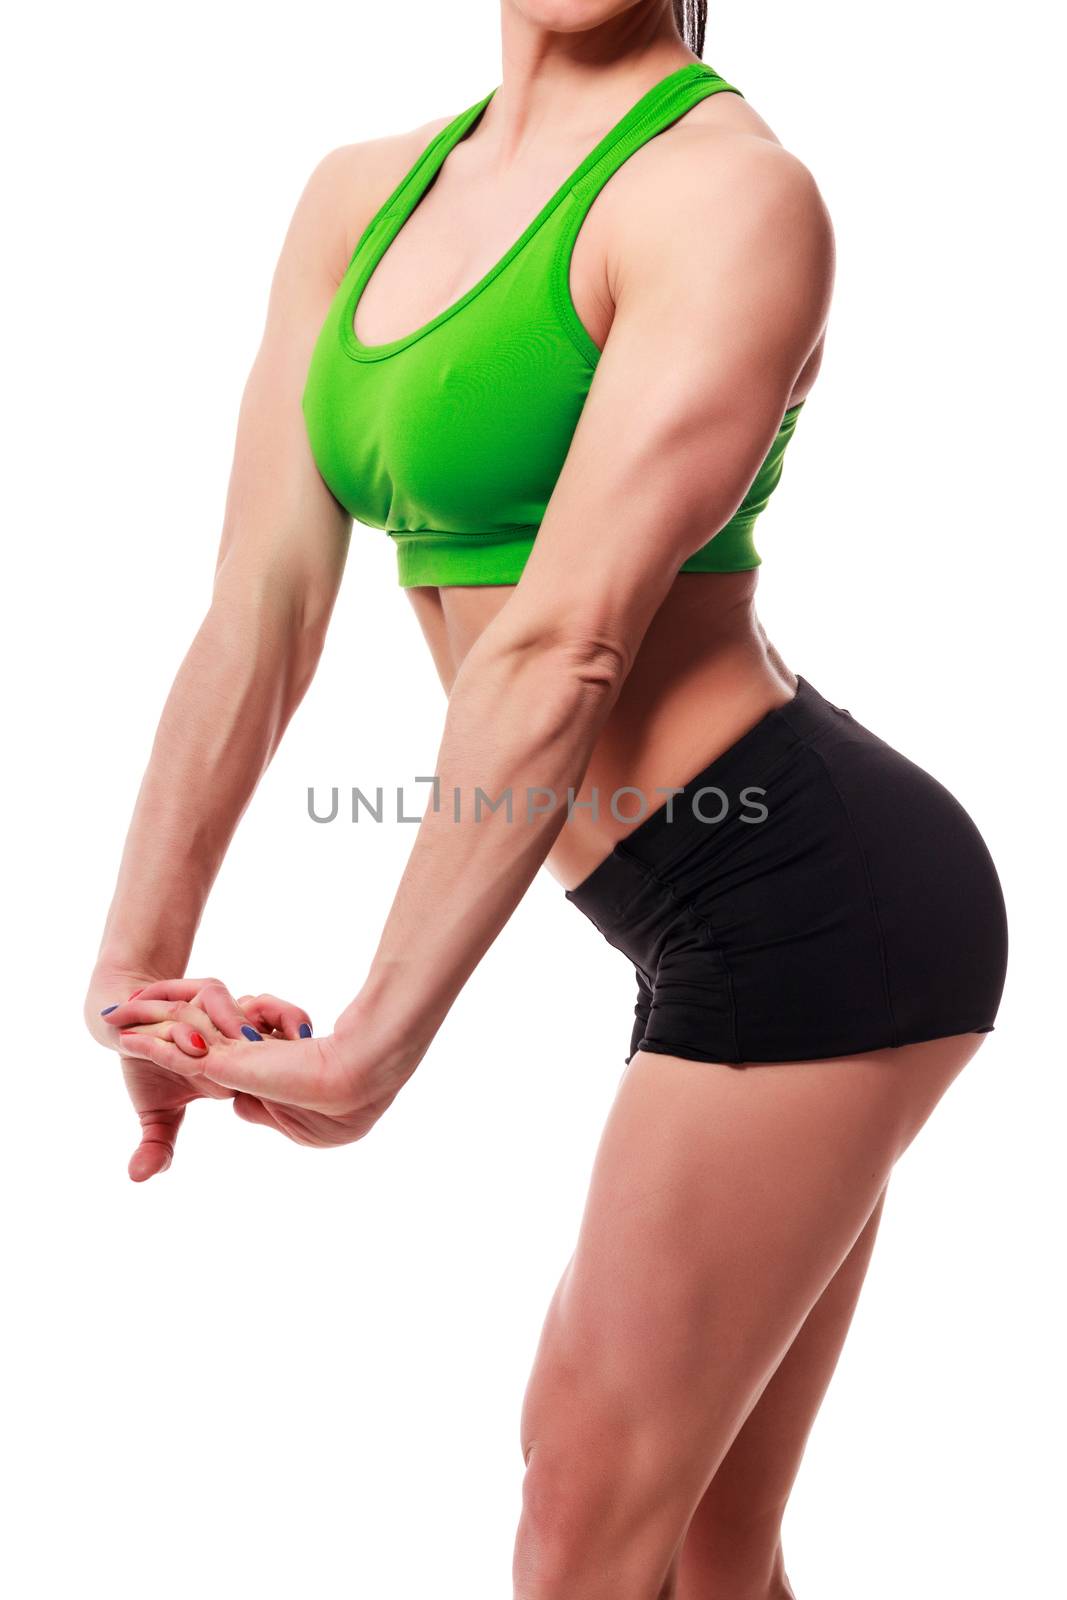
left=514, top=1438, right=611, bottom=1592
left=514, top=1327, right=689, bottom=1597
left=513, top=1479, right=567, bottom=1599
left=513, top=1431, right=675, bottom=1600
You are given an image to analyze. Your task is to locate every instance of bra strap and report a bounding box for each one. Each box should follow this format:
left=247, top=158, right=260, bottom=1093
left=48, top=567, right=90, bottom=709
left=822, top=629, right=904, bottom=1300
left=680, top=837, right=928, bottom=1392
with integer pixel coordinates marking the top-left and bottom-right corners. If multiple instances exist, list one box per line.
left=346, top=91, right=495, bottom=271
left=550, top=63, right=743, bottom=361
left=570, top=63, right=742, bottom=215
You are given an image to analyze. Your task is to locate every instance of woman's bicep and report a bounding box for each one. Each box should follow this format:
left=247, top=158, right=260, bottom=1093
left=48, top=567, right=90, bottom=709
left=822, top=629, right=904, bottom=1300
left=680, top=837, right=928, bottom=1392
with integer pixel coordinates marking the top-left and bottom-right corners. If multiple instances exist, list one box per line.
left=212, top=148, right=359, bottom=622
left=507, top=138, right=834, bottom=666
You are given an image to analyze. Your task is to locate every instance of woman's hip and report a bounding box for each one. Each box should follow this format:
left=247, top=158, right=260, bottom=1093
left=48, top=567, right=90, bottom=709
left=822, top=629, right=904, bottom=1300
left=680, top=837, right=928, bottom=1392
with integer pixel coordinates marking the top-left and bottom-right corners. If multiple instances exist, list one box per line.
left=565, top=677, right=1009, bottom=1065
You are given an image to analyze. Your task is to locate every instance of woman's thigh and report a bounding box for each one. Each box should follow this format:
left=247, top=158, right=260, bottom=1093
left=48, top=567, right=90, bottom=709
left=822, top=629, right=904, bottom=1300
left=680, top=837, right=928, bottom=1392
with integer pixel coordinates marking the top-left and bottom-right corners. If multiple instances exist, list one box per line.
left=515, top=1032, right=983, bottom=1599
left=668, top=1184, right=888, bottom=1598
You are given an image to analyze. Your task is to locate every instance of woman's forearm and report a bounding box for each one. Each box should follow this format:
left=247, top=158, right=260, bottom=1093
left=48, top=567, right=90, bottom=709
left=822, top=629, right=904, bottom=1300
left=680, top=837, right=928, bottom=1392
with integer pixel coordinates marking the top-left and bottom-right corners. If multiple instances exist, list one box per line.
left=334, top=626, right=626, bottom=1072
left=95, top=593, right=325, bottom=977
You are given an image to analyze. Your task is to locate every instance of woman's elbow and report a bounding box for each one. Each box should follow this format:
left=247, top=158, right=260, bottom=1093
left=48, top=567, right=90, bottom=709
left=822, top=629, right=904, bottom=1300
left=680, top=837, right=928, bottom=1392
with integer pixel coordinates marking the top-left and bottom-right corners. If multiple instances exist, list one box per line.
left=204, top=577, right=333, bottom=698
left=473, top=621, right=632, bottom=719
left=550, top=630, right=632, bottom=698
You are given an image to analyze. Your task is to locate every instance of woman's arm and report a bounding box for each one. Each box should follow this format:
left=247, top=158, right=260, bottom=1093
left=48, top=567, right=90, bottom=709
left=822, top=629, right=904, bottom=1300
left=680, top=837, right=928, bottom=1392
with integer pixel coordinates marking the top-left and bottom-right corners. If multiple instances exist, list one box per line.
left=157, top=132, right=833, bottom=1122
left=84, top=144, right=378, bottom=1176
left=88, top=148, right=357, bottom=1004
left=341, top=139, right=834, bottom=1068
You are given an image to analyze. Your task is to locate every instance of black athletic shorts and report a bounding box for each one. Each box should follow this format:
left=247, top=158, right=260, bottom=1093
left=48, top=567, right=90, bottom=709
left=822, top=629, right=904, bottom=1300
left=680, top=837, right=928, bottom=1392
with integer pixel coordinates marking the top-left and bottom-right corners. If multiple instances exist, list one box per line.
left=565, top=677, right=1008, bottom=1066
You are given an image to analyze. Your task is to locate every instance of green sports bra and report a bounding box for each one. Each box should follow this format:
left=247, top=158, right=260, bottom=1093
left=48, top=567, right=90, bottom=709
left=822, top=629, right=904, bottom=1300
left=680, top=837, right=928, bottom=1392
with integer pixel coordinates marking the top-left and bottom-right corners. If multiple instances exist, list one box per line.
left=302, top=62, right=804, bottom=588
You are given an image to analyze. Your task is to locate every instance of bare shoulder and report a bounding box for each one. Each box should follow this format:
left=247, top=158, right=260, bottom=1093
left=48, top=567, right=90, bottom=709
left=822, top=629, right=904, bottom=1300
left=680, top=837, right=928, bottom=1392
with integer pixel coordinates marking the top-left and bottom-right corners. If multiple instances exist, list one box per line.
left=287, top=110, right=458, bottom=287
left=586, top=93, right=834, bottom=407
left=604, top=92, right=834, bottom=303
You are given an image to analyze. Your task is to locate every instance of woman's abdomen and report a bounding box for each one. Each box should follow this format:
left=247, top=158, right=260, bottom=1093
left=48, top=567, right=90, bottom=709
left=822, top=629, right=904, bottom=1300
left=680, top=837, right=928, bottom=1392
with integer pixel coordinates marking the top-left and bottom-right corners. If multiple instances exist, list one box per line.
left=542, top=571, right=797, bottom=887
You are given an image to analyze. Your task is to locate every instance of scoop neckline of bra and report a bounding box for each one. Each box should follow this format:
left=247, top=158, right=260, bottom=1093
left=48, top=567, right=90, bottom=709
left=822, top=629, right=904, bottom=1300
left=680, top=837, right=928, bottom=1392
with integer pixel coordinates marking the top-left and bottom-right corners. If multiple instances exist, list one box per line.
left=339, top=60, right=727, bottom=363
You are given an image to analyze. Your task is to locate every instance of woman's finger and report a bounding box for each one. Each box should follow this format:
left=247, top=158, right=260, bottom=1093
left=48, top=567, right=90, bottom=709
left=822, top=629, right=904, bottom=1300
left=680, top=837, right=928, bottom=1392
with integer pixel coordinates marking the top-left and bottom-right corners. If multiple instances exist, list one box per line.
left=128, top=1107, right=186, bottom=1182
left=245, top=993, right=313, bottom=1040
left=232, top=1092, right=286, bottom=1130
left=231, top=1093, right=325, bottom=1147
left=105, top=1000, right=215, bottom=1059
left=101, top=998, right=183, bottom=1030
left=235, top=995, right=274, bottom=1033
left=130, top=981, right=251, bottom=1040
left=104, top=980, right=313, bottom=1043
left=184, top=981, right=246, bottom=1038
left=234, top=1090, right=366, bottom=1150
left=170, top=1018, right=211, bottom=1058
left=118, top=1029, right=205, bottom=1078
left=198, top=1036, right=345, bottom=1112
left=117, top=978, right=252, bottom=1040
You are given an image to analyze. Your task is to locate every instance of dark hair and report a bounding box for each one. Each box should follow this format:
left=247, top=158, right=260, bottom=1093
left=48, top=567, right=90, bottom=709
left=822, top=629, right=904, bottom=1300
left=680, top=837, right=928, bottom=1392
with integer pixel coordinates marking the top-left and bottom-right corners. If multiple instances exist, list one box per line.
left=671, top=0, right=707, bottom=58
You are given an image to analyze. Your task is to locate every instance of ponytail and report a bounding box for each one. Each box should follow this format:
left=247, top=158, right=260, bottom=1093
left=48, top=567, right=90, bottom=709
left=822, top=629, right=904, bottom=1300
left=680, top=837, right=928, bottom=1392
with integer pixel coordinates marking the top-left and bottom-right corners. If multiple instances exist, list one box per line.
left=671, top=0, right=708, bottom=58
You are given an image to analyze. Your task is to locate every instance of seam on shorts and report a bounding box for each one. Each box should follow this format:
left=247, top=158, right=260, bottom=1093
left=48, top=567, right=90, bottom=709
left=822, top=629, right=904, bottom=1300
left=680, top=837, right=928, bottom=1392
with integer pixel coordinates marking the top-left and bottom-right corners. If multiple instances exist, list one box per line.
left=629, top=964, right=654, bottom=1060
left=798, top=743, right=899, bottom=1049
left=613, top=847, right=742, bottom=1063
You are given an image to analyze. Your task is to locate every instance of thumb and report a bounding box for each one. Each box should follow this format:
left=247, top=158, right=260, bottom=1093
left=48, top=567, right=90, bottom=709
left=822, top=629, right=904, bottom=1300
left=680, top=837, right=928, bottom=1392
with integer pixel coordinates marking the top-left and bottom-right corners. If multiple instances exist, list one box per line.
left=201, top=1035, right=342, bottom=1113
left=128, top=1107, right=186, bottom=1183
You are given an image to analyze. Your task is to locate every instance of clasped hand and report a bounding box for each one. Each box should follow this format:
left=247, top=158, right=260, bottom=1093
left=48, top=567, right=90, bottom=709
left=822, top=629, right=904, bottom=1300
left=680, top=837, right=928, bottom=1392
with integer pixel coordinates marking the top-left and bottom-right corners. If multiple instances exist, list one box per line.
left=85, top=975, right=410, bottom=1180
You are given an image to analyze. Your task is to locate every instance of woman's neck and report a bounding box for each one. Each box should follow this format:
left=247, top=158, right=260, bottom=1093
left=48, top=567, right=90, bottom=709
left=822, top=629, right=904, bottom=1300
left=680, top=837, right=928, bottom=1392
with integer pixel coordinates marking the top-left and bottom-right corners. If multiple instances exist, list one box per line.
left=491, top=3, right=694, bottom=168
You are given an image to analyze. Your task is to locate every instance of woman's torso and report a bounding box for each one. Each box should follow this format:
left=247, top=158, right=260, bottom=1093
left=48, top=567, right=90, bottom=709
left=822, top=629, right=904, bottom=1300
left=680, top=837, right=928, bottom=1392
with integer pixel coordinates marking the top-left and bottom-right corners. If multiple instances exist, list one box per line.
left=316, top=62, right=824, bottom=888
left=410, top=573, right=802, bottom=888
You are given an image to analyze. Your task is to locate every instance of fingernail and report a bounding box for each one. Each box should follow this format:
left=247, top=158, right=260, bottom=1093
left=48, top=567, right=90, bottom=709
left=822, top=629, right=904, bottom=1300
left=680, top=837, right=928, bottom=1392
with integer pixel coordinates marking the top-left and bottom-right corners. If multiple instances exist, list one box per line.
left=189, top=1031, right=207, bottom=1050
left=299, top=1023, right=313, bottom=1038
left=100, top=1004, right=118, bottom=1015
left=241, top=1025, right=263, bottom=1041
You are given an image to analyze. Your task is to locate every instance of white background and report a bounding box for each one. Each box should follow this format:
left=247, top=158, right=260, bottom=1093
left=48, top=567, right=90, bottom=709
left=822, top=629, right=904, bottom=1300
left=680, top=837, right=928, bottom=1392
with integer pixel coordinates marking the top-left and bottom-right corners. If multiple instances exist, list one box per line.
left=2, top=2, right=1064, bottom=1595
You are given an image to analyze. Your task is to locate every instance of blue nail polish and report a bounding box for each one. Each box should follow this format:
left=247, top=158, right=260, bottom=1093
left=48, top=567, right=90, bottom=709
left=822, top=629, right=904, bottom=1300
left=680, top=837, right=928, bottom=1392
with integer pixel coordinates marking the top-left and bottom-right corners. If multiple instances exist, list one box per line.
left=299, top=1023, right=313, bottom=1038
left=100, top=1005, right=118, bottom=1015
left=241, top=1025, right=263, bottom=1041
